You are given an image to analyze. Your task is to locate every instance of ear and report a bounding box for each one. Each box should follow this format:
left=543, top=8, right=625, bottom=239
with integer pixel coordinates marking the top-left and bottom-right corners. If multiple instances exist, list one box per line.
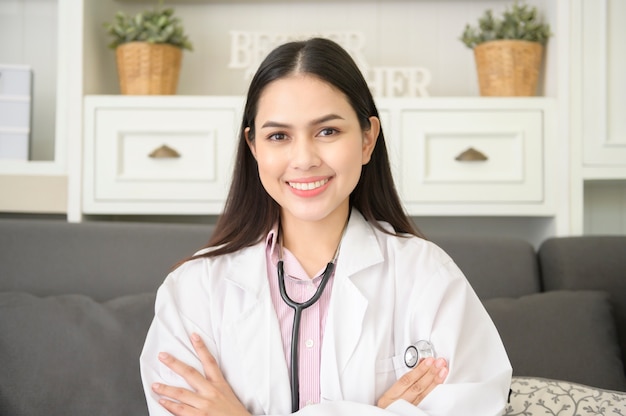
left=361, top=116, right=380, bottom=165
left=245, top=127, right=257, bottom=160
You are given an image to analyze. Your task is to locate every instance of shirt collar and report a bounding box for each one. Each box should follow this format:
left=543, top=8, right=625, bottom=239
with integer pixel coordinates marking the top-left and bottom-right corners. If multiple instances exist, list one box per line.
left=265, top=224, right=280, bottom=266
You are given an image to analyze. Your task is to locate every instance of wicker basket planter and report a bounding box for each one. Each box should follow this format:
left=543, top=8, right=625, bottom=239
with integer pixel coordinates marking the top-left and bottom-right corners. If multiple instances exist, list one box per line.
left=115, top=42, right=182, bottom=95
left=473, top=39, right=543, bottom=97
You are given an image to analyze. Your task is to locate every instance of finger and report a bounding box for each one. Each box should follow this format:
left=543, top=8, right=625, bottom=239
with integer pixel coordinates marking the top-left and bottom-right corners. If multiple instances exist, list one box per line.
left=433, top=358, right=448, bottom=382
left=405, top=360, right=439, bottom=404
left=405, top=358, right=449, bottom=405
left=377, top=358, right=448, bottom=409
left=152, top=382, right=206, bottom=412
left=377, top=358, right=434, bottom=408
left=157, top=397, right=188, bottom=416
left=190, top=333, right=223, bottom=383
left=390, top=357, right=436, bottom=398
left=158, top=351, right=210, bottom=394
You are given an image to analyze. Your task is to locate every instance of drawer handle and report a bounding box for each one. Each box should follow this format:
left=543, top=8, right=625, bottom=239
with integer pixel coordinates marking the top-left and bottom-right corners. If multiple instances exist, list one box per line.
left=149, top=144, right=181, bottom=159
left=455, top=147, right=488, bottom=162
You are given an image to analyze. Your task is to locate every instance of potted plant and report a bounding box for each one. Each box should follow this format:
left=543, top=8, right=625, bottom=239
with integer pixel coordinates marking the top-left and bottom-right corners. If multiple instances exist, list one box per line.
left=460, top=1, right=551, bottom=96
left=104, top=1, right=193, bottom=95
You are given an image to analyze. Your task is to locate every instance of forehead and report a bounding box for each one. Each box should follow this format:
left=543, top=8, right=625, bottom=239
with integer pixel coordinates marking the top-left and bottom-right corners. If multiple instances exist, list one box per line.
left=256, top=74, right=355, bottom=122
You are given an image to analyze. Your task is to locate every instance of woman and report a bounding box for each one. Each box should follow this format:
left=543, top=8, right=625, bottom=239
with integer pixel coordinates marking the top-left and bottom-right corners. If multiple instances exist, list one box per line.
left=140, top=37, right=511, bottom=416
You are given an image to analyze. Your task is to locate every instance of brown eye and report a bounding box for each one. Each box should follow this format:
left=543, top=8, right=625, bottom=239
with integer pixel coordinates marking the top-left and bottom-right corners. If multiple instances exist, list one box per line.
left=319, top=128, right=338, bottom=137
left=269, top=132, right=287, bottom=141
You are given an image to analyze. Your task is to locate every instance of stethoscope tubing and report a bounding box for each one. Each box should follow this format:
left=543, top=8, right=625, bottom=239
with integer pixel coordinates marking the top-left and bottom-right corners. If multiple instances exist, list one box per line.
left=277, top=260, right=335, bottom=413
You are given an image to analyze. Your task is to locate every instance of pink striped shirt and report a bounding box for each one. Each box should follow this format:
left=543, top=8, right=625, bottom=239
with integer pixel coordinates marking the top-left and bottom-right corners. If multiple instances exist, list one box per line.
left=265, top=228, right=335, bottom=409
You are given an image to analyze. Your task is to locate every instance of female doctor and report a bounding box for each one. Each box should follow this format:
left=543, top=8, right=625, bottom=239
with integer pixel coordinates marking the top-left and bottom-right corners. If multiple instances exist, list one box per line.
left=140, top=37, right=512, bottom=416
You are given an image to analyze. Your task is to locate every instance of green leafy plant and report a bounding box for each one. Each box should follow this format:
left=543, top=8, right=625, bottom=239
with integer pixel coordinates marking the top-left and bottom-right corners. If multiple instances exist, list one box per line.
left=460, top=1, right=551, bottom=49
left=103, top=1, right=193, bottom=51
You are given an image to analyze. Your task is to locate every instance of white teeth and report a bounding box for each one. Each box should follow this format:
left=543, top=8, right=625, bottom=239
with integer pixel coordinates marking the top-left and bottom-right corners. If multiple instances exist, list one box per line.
left=289, top=179, right=329, bottom=190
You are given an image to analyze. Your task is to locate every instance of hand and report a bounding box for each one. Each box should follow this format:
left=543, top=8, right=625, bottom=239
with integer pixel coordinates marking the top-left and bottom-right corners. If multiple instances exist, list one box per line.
left=152, top=333, right=251, bottom=416
left=376, top=357, right=448, bottom=409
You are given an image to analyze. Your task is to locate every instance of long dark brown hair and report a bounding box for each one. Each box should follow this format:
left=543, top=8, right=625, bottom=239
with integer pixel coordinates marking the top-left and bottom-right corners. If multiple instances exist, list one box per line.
left=193, top=37, right=422, bottom=260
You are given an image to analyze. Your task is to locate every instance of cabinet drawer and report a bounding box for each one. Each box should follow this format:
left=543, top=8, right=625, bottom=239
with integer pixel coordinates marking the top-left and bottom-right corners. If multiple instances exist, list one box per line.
left=400, top=110, right=544, bottom=203
left=88, top=106, right=237, bottom=205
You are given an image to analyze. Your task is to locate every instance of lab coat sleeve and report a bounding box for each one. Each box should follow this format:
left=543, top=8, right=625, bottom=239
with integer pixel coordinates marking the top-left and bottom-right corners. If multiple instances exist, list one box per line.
left=397, top=257, right=512, bottom=416
left=140, top=263, right=218, bottom=416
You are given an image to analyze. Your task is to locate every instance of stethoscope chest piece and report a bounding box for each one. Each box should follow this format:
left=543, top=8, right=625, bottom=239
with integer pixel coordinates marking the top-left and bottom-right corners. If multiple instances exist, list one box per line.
left=404, top=340, right=435, bottom=368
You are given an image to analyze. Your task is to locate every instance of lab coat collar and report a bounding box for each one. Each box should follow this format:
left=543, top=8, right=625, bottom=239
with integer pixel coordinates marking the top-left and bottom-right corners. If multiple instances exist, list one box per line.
left=335, top=209, right=385, bottom=277
left=223, top=209, right=383, bottom=295
left=320, top=209, right=385, bottom=402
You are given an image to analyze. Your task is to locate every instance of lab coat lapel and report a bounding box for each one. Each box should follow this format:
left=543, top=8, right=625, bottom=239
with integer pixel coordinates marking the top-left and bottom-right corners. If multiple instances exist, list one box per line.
left=222, top=244, right=291, bottom=414
left=321, top=211, right=384, bottom=401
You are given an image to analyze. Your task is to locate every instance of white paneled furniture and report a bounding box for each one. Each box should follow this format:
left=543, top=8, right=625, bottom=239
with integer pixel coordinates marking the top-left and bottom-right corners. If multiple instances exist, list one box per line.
left=84, top=96, right=556, bottom=221
left=569, top=0, right=626, bottom=235
left=579, top=0, right=626, bottom=176
left=83, top=96, right=242, bottom=214
left=380, top=98, right=556, bottom=217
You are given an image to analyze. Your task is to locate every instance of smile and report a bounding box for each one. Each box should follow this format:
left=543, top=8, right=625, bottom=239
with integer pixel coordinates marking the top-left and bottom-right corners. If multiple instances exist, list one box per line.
left=288, top=178, right=330, bottom=191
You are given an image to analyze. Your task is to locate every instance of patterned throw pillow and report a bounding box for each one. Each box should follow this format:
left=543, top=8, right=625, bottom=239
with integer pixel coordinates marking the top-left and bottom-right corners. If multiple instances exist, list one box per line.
left=504, top=377, right=626, bottom=415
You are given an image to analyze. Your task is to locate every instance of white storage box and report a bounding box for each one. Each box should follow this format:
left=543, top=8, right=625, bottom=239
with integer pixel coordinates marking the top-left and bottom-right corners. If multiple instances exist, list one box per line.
left=0, top=65, right=32, bottom=160
left=0, top=129, right=29, bottom=160
left=0, top=65, right=32, bottom=96
left=0, top=96, right=31, bottom=129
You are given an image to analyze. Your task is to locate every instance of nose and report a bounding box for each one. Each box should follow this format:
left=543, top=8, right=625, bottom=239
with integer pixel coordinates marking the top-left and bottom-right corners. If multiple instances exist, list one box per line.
left=289, top=136, right=321, bottom=170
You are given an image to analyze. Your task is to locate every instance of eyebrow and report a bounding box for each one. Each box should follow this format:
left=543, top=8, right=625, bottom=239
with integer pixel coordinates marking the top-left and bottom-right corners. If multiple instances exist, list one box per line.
left=261, top=113, right=345, bottom=129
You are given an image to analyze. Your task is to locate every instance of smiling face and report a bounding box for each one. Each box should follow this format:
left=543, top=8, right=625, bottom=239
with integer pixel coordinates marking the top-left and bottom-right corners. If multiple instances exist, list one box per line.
left=246, top=74, right=379, bottom=228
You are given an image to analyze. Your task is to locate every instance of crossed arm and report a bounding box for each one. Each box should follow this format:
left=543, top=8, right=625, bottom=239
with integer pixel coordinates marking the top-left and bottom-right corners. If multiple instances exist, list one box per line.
left=151, top=333, right=448, bottom=416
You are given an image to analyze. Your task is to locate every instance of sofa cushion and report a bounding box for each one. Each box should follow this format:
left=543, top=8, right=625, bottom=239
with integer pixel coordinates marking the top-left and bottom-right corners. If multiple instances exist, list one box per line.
left=484, top=290, right=626, bottom=392
left=433, top=236, right=540, bottom=300
left=505, top=376, right=626, bottom=415
left=538, top=236, right=626, bottom=375
left=0, top=219, right=213, bottom=301
left=0, top=291, right=155, bottom=416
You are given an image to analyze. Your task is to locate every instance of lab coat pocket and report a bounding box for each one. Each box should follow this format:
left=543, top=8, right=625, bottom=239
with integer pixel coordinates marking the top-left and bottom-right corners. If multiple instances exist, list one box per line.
left=375, top=355, right=403, bottom=398
left=391, top=353, right=412, bottom=380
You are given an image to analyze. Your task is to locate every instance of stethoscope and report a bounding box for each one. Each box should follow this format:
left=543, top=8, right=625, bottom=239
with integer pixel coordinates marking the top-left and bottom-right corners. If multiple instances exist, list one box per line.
left=404, top=339, right=436, bottom=368
left=277, top=260, right=335, bottom=412
left=276, top=223, right=435, bottom=412
left=277, top=227, right=343, bottom=413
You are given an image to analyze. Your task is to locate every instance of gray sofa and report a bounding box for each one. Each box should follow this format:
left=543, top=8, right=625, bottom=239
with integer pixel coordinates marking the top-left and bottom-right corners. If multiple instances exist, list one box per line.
left=1, top=218, right=625, bottom=415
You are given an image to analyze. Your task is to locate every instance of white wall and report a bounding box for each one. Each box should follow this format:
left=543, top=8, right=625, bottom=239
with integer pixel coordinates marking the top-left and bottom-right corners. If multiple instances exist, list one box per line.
left=86, top=0, right=557, bottom=97
left=584, top=182, right=626, bottom=235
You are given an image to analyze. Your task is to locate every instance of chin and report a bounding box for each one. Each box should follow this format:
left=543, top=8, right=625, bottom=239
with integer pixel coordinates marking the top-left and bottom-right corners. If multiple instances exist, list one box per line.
left=282, top=202, right=349, bottom=224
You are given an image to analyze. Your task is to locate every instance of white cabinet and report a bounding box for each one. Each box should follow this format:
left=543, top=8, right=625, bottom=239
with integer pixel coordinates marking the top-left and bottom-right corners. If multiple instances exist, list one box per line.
left=568, top=0, right=626, bottom=235
left=83, top=97, right=555, bottom=219
left=380, top=98, right=556, bottom=216
left=83, top=96, right=243, bottom=214
left=579, top=0, right=626, bottom=175
left=401, top=110, right=542, bottom=203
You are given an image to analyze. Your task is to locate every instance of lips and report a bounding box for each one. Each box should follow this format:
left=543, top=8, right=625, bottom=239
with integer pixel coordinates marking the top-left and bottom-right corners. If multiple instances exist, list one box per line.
left=287, top=178, right=330, bottom=191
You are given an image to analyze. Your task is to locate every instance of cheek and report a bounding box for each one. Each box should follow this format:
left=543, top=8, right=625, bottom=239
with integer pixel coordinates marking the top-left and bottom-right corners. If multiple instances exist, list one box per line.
left=339, top=141, right=367, bottom=170
left=254, top=147, right=283, bottom=177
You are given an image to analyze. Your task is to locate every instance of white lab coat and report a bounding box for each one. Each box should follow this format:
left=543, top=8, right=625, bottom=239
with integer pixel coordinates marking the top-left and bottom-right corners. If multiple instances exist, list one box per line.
left=140, top=210, right=512, bottom=416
